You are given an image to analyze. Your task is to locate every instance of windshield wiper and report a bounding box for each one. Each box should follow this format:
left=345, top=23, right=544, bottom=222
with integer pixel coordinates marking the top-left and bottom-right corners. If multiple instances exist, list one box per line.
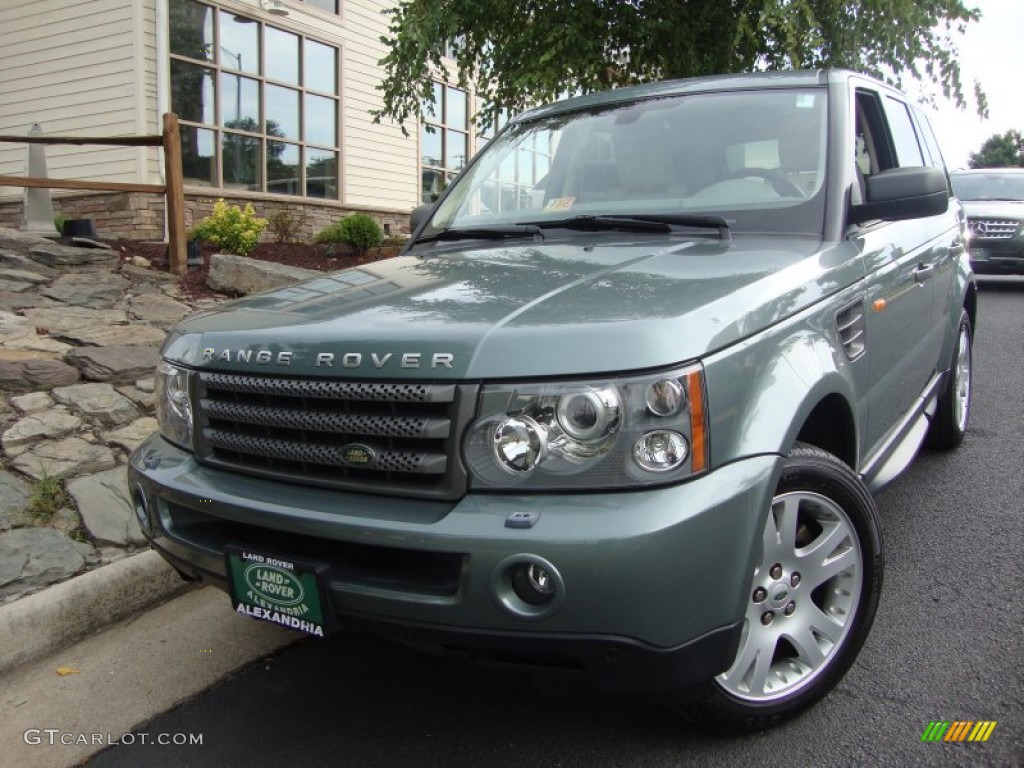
left=527, top=214, right=731, bottom=241
left=417, top=224, right=544, bottom=243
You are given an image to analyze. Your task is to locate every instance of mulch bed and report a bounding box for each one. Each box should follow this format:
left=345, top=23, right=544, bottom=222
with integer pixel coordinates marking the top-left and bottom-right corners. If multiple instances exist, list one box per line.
left=104, top=239, right=401, bottom=302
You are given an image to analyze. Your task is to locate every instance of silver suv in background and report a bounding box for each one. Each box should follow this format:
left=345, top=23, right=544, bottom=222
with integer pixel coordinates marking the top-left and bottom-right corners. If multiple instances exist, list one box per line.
left=950, top=168, right=1024, bottom=274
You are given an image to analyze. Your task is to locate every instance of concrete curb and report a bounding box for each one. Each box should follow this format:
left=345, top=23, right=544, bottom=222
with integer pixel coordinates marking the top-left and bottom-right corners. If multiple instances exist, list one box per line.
left=0, top=549, right=188, bottom=673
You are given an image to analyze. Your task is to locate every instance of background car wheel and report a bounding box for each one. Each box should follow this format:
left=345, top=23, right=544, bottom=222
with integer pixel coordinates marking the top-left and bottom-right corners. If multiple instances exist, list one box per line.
left=927, top=309, right=972, bottom=449
left=677, top=443, right=883, bottom=732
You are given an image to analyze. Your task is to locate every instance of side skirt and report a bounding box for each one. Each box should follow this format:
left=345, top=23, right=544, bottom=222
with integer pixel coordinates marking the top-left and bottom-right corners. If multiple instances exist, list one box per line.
left=860, top=370, right=946, bottom=493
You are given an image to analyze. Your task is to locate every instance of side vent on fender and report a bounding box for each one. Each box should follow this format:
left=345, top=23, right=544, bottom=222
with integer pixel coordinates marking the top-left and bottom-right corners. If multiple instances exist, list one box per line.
left=836, top=300, right=867, bottom=361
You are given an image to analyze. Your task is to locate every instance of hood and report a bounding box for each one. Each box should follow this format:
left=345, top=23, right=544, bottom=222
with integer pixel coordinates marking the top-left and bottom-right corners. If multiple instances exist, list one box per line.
left=960, top=200, right=1024, bottom=218
left=164, top=236, right=861, bottom=379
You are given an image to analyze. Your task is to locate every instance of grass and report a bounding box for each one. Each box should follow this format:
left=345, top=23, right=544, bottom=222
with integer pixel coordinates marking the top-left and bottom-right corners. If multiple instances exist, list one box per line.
left=27, top=469, right=70, bottom=522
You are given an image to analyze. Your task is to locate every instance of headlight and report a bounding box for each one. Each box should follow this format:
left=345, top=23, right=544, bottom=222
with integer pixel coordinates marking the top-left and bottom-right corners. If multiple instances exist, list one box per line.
left=464, top=364, right=708, bottom=490
left=154, top=361, right=193, bottom=450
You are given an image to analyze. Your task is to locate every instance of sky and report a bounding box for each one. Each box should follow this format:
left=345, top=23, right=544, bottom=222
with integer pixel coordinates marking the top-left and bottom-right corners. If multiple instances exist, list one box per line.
left=920, top=0, right=1024, bottom=168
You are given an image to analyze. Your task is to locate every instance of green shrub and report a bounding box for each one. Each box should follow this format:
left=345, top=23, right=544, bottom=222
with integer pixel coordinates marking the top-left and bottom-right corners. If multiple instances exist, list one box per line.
left=53, top=214, right=66, bottom=235
left=315, top=214, right=383, bottom=255
left=190, top=199, right=267, bottom=256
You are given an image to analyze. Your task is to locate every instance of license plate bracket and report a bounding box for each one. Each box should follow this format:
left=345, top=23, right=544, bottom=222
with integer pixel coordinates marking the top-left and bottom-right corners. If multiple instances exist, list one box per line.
left=225, top=546, right=331, bottom=637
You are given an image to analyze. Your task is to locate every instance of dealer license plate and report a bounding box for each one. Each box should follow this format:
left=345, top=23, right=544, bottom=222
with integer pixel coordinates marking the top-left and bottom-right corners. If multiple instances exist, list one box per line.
left=225, top=546, right=330, bottom=637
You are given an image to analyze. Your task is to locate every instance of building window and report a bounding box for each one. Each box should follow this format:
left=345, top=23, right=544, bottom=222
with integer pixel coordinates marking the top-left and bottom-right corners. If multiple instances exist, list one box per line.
left=169, top=0, right=340, bottom=199
left=421, top=82, right=468, bottom=203
left=302, top=0, right=340, bottom=13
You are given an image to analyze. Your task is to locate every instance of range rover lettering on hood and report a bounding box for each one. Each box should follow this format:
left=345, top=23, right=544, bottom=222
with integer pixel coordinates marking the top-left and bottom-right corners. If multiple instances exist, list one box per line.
left=200, top=348, right=455, bottom=369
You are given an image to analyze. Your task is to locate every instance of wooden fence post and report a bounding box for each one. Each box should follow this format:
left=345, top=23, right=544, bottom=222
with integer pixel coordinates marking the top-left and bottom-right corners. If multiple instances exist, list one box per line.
left=163, top=113, right=187, bottom=276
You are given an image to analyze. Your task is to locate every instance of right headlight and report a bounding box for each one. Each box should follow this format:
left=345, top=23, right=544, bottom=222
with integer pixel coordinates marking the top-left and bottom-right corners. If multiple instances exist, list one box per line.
left=464, top=364, right=708, bottom=490
left=154, top=360, right=194, bottom=450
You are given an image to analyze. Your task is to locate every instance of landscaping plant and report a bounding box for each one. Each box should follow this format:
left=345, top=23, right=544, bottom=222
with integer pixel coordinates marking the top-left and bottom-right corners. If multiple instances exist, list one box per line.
left=315, top=214, right=384, bottom=256
left=190, top=199, right=268, bottom=256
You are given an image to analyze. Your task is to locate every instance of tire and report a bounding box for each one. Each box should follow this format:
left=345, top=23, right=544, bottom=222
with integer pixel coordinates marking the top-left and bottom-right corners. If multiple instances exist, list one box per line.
left=927, top=309, right=972, bottom=449
left=677, top=443, right=883, bottom=732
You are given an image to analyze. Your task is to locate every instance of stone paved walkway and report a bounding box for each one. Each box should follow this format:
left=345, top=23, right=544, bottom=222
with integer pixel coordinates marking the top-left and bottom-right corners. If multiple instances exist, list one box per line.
left=0, top=227, right=223, bottom=605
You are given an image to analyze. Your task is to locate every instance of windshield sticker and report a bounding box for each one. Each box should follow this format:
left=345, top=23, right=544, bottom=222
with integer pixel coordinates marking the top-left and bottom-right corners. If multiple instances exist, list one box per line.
left=544, top=196, right=576, bottom=212
left=796, top=94, right=816, bottom=109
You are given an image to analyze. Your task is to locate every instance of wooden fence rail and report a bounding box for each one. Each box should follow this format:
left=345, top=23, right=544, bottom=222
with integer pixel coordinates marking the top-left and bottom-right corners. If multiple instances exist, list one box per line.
left=0, top=113, right=187, bottom=275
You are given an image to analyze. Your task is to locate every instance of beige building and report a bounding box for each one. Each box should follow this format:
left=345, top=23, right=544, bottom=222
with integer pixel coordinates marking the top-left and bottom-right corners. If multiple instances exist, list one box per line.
left=0, top=0, right=489, bottom=241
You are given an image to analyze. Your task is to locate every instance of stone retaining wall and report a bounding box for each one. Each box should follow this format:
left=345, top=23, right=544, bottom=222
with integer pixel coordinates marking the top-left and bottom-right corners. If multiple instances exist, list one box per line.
left=0, top=193, right=412, bottom=242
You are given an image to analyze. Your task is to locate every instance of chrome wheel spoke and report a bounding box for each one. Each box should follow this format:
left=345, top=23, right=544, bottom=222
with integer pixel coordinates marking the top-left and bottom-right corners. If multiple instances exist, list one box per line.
left=764, top=495, right=800, bottom=559
left=784, top=625, right=827, bottom=669
left=722, top=627, right=775, bottom=696
left=798, top=524, right=858, bottom=587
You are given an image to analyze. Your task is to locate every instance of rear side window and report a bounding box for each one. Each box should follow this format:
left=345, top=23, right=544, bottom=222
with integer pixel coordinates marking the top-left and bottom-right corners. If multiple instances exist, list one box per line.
left=883, top=97, right=924, bottom=167
left=911, top=107, right=947, bottom=170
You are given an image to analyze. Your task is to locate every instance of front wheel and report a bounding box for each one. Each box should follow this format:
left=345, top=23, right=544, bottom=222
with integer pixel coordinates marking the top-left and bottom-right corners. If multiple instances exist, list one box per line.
left=678, top=444, right=883, bottom=732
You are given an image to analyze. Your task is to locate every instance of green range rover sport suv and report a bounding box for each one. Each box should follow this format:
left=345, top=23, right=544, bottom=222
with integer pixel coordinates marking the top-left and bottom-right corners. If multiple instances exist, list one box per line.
left=131, top=69, right=975, bottom=731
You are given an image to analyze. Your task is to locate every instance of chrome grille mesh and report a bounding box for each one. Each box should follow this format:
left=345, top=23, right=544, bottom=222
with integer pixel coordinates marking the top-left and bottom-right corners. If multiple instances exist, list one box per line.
left=195, top=372, right=475, bottom=500
left=968, top=219, right=1019, bottom=241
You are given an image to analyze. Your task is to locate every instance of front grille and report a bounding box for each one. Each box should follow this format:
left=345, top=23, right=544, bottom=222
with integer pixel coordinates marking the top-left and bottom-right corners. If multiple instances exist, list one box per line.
left=194, top=372, right=478, bottom=500
left=968, top=218, right=1020, bottom=241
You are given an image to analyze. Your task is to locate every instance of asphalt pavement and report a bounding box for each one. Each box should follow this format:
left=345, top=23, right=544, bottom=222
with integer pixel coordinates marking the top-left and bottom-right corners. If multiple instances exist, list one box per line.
left=8, top=277, right=1023, bottom=768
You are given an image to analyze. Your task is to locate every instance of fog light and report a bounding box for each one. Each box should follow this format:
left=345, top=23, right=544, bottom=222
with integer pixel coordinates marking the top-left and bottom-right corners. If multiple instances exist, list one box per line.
left=633, top=431, right=688, bottom=472
left=492, top=416, right=547, bottom=473
left=511, top=563, right=556, bottom=605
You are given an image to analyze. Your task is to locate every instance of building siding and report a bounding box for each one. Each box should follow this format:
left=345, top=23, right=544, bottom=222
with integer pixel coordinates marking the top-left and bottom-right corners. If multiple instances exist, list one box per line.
left=335, top=0, right=418, bottom=211
left=0, top=0, right=160, bottom=201
left=0, top=0, right=435, bottom=218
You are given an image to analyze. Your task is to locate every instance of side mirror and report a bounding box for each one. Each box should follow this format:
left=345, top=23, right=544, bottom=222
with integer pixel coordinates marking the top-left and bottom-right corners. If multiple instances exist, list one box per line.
left=410, top=203, right=436, bottom=232
left=850, top=166, right=949, bottom=225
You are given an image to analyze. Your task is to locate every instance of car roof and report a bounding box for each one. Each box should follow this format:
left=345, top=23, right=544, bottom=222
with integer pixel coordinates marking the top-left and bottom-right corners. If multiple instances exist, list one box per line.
left=514, top=69, right=868, bottom=124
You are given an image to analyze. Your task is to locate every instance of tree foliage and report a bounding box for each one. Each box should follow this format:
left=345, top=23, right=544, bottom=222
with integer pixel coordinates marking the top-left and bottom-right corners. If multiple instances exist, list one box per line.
left=374, top=0, right=984, bottom=134
left=968, top=130, right=1024, bottom=168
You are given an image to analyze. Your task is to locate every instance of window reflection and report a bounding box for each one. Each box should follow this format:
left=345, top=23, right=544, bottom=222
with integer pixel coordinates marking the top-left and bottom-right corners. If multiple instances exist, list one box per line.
left=171, top=60, right=215, bottom=124
left=266, top=84, right=299, bottom=140
left=267, top=141, right=300, bottom=195
left=219, top=74, right=260, bottom=130
left=305, top=39, right=336, bottom=93
left=306, top=148, right=337, bottom=198
left=169, top=0, right=213, bottom=61
left=219, top=11, right=259, bottom=74
left=266, top=27, right=299, bottom=85
left=222, top=133, right=261, bottom=190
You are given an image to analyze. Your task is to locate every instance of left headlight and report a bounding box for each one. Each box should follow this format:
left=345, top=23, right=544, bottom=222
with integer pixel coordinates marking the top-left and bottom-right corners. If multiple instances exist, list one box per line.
left=464, top=364, right=708, bottom=490
left=154, top=360, right=194, bottom=450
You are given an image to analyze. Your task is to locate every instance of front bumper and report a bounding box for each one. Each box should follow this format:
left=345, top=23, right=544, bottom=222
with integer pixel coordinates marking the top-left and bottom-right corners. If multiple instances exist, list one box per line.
left=129, top=435, right=782, bottom=694
left=968, top=243, right=1024, bottom=274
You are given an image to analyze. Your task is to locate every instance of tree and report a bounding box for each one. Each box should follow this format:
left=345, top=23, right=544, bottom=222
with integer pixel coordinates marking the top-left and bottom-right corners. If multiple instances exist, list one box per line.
left=968, top=130, right=1024, bottom=168
left=373, top=0, right=984, bottom=134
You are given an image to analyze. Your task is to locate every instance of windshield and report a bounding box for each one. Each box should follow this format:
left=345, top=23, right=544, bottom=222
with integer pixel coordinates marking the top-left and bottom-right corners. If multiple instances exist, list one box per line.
left=427, top=88, right=828, bottom=237
left=950, top=172, right=1024, bottom=201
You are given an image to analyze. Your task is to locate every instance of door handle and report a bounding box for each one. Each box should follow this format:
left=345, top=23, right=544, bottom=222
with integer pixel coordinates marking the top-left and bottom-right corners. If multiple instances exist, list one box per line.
left=914, top=263, right=934, bottom=283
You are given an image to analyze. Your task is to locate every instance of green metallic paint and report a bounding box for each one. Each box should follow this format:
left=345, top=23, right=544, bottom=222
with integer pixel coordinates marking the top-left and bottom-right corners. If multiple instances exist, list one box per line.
left=131, top=433, right=778, bottom=648
left=164, top=236, right=863, bottom=381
